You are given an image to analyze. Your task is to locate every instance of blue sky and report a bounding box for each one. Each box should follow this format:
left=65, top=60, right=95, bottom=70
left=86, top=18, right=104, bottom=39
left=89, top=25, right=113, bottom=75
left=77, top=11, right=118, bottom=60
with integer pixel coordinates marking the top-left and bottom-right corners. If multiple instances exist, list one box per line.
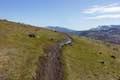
left=0, top=0, right=120, bottom=30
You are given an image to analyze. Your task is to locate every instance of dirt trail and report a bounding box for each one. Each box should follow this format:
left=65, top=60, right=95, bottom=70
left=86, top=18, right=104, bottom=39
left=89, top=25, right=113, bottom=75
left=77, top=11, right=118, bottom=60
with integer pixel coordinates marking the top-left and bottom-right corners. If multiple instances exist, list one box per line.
left=34, top=34, right=72, bottom=80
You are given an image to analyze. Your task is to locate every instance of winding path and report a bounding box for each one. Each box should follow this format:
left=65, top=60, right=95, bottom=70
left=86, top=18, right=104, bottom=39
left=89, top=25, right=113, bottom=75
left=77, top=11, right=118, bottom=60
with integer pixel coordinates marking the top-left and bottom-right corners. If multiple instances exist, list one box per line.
left=34, top=33, right=72, bottom=80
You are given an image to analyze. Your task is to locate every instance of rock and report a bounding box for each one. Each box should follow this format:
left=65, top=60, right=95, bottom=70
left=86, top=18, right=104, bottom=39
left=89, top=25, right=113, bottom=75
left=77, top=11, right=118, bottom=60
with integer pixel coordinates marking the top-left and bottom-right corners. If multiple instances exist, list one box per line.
left=28, top=33, right=35, bottom=38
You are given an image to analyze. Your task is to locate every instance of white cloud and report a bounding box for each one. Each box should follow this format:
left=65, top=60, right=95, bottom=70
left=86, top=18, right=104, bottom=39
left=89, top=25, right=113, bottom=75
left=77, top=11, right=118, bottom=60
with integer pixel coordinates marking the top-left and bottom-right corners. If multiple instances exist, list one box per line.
left=87, top=14, right=120, bottom=19
left=82, top=3, right=120, bottom=14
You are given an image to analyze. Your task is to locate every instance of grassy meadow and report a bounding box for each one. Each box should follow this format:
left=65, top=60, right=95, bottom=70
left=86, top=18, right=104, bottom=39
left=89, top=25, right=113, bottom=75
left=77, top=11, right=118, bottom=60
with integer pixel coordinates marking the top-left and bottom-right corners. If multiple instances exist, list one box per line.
left=63, top=36, right=120, bottom=80
left=0, top=20, right=64, bottom=80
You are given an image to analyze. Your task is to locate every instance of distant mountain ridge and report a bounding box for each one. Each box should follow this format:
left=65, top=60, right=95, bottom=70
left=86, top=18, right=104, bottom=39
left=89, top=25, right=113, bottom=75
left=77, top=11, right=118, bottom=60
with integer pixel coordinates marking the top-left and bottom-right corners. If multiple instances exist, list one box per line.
left=47, top=26, right=78, bottom=34
left=90, top=25, right=120, bottom=31
left=79, top=25, right=120, bottom=44
left=47, top=25, right=120, bottom=44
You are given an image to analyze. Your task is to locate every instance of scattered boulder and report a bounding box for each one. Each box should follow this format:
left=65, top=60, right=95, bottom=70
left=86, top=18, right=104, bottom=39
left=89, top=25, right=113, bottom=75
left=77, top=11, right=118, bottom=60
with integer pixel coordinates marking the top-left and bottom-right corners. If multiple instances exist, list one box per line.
left=106, top=72, right=109, bottom=74
left=49, top=38, right=54, bottom=41
left=99, top=52, right=102, bottom=54
left=93, top=73, right=97, bottom=76
left=28, top=33, right=35, bottom=38
left=70, top=44, right=72, bottom=46
left=54, top=30, right=57, bottom=32
left=100, top=61, right=104, bottom=64
left=110, top=55, right=116, bottom=59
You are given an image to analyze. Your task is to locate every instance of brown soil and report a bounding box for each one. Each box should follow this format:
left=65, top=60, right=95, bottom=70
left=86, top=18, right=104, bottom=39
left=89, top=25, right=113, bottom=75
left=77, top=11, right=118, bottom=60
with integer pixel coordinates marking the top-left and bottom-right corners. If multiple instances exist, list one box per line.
left=34, top=34, right=72, bottom=80
left=34, top=44, right=64, bottom=80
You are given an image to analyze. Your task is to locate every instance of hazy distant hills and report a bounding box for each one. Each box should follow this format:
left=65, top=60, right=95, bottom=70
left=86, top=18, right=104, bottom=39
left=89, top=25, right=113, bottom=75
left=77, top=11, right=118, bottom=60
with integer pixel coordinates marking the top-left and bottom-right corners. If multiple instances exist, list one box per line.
left=47, top=25, right=120, bottom=44
left=47, top=26, right=79, bottom=35
left=79, top=25, right=120, bottom=44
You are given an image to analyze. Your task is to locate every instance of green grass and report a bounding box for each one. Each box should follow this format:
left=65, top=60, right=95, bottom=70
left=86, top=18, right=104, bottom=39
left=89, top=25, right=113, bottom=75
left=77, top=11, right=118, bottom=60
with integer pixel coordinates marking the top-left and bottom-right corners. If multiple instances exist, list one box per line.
left=1, top=20, right=120, bottom=80
left=63, top=36, right=120, bottom=80
left=0, top=20, right=64, bottom=80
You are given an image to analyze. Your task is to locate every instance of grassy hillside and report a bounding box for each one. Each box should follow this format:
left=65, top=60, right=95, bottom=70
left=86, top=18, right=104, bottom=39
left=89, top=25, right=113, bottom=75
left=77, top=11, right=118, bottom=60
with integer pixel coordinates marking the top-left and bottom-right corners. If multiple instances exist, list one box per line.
left=63, top=36, right=120, bottom=80
left=0, top=20, right=64, bottom=80
left=1, top=20, right=120, bottom=80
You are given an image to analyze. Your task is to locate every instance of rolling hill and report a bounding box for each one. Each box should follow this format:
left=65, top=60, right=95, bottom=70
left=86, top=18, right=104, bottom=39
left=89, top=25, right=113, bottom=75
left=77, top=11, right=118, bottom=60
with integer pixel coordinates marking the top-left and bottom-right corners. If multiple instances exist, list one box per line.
left=47, top=26, right=78, bottom=35
left=47, top=25, right=120, bottom=44
left=0, top=20, right=64, bottom=80
left=0, top=20, right=120, bottom=80
left=63, top=36, right=120, bottom=80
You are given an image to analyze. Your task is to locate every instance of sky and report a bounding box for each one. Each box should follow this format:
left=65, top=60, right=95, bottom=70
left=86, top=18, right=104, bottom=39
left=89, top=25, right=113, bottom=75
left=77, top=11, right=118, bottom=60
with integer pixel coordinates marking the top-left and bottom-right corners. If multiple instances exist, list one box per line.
left=0, top=0, right=120, bottom=30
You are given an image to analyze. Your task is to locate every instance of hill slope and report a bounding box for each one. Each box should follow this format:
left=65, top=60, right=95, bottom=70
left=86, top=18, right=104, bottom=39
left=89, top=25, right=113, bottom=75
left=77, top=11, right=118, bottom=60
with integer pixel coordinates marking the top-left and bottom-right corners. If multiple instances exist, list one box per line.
left=47, top=26, right=78, bottom=35
left=47, top=25, right=120, bottom=44
left=63, top=36, right=120, bottom=80
left=0, top=20, right=64, bottom=80
left=1, top=20, right=120, bottom=80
